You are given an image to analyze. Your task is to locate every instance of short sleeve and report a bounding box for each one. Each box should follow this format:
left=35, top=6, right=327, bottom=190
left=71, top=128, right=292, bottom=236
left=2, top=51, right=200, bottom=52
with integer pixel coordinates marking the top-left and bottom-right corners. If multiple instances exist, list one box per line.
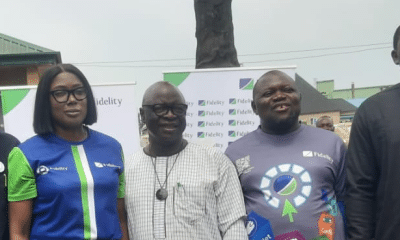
left=8, top=147, right=37, bottom=201
left=214, top=151, right=247, bottom=238
left=118, top=172, right=125, bottom=198
left=117, top=148, right=125, bottom=198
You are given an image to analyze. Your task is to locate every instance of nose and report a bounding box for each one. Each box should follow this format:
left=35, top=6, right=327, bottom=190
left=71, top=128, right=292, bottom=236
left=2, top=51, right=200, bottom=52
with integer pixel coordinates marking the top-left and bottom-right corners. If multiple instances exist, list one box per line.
left=164, top=108, right=177, bottom=118
left=66, top=92, right=78, bottom=103
left=272, top=90, right=286, bottom=101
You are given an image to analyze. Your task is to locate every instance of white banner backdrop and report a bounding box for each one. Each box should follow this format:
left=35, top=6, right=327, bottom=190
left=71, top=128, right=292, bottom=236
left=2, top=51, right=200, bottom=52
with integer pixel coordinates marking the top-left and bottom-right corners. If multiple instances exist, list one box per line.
left=1, top=83, right=140, bottom=159
left=164, top=66, right=296, bottom=151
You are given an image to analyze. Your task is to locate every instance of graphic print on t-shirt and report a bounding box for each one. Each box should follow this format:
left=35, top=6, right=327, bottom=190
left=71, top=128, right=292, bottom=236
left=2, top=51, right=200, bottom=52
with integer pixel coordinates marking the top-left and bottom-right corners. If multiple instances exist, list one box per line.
left=318, top=212, right=335, bottom=240
left=321, top=189, right=339, bottom=216
left=259, top=163, right=312, bottom=223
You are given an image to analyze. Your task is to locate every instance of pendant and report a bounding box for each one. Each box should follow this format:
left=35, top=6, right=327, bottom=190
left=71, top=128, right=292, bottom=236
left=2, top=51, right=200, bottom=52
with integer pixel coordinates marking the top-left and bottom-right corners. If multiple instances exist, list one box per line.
left=156, top=188, right=168, bottom=200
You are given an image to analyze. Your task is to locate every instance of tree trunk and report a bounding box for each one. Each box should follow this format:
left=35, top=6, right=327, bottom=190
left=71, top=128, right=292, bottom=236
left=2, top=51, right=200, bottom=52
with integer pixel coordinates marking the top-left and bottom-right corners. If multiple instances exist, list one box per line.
left=194, top=0, right=240, bottom=69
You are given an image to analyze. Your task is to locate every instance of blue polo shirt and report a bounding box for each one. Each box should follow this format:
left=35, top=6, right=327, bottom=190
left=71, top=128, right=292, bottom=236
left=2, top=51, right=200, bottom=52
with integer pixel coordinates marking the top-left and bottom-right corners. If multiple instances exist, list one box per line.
left=8, top=129, right=125, bottom=240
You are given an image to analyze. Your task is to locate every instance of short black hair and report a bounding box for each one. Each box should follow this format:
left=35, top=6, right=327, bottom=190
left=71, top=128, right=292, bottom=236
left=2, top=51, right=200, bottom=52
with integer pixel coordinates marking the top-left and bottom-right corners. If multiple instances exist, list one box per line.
left=393, top=25, right=400, bottom=50
left=33, top=64, right=97, bottom=135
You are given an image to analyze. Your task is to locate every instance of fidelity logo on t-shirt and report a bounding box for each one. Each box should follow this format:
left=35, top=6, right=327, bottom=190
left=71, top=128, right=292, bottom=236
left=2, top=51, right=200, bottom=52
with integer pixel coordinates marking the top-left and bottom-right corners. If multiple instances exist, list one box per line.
left=303, top=151, right=333, bottom=164
left=94, top=162, right=121, bottom=169
left=36, top=165, right=68, bottom=175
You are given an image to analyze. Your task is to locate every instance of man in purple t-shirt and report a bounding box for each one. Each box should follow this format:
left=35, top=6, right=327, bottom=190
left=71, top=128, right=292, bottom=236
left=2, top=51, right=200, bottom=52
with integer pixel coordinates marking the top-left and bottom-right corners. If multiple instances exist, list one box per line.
left=225, top=70, right=346, bottom=240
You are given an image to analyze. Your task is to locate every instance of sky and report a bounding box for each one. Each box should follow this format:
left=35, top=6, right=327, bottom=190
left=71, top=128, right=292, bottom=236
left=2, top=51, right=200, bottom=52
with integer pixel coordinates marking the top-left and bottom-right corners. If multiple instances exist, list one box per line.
left=2, top=0, right=400, bottom=105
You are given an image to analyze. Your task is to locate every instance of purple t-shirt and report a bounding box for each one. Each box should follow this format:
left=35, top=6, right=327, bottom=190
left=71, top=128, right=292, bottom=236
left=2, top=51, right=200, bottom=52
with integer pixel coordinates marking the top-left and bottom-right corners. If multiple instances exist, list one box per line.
left=225, top=125, right=346, bottom=240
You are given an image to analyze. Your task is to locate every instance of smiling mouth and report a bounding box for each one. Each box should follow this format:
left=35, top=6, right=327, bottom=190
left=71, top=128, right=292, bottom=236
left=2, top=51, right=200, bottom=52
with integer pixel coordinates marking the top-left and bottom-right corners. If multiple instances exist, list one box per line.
left=274, top=104, right=290, bottom=112
left=161, top=123, right=180, bottom=132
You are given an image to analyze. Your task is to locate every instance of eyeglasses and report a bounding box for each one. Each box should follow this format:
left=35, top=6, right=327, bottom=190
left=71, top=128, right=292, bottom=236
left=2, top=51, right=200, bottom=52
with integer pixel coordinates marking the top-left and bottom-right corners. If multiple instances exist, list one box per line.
left=142, top=104, right=188, bottom=116
left=50, top=87, right=87, bottom=103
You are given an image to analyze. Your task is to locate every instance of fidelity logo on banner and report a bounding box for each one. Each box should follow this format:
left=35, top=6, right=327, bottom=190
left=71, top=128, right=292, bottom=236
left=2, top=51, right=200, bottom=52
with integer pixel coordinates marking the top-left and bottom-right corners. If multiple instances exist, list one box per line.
left=186, top=101, right=194, bottom=107
left=229, top=109, right=254, bottom=115
left=228, top=130, right=251, bottom=138
left=198, top=121, right=224, bottom=127
left=229, top=120, right=256, bottom=126
left=183, top=133, right=194, bottom=139
left=95, top=97, right=122, bottom=107
left=239, top=78, right=254, bottom=90
left=197, top=132, right=223, bottom=138
left=198, top=110, right=224, bottom=117
left=198, top=100, right=224, bottom=106
left=229, top=98, right=252, bottom=104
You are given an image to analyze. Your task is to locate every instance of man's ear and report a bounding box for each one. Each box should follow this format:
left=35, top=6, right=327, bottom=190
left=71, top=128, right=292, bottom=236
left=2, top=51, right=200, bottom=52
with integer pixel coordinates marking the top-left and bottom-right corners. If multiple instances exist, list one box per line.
left=251, top=101, right=258, bottom=115
left=140, top=108, right=145, bottom=123
left=392, top=49, right=400, bottom=65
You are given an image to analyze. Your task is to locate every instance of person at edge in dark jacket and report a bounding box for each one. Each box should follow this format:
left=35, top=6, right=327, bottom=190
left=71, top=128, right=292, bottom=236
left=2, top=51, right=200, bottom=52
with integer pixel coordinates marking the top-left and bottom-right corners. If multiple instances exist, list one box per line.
left=345, top=25, right=400, bottom=240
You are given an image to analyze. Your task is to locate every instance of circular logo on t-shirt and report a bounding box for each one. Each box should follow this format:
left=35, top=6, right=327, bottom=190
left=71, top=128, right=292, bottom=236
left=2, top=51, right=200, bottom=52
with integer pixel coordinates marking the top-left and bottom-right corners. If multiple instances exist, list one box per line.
left=274, top=175, right=298, bottom=196
left=36, top=165, right=49, bottom=175
left=259, top=163, right=312, bottom=209
left=0, top=162, right=4, bottom=173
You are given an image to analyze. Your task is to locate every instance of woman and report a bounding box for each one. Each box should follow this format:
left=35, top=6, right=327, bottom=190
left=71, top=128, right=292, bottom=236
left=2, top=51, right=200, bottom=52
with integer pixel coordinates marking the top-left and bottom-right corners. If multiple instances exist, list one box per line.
left=8, top=64, right=129, bottom=240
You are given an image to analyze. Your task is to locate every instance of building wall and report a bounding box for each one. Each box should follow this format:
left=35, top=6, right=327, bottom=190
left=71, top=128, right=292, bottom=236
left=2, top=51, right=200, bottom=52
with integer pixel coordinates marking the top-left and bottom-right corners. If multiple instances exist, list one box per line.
left=27, top=66, right=39, bottom=85
left=299, top=111, right=351, bottom=145
left=316, top=80, right=334, bottom=98
left=299, top=111, right=341, bottom=126
left=0, top=66, right=26, bottom=85
left=317, top=80, right=392, bottom=100
left=0, top=64, right=53, bottom=86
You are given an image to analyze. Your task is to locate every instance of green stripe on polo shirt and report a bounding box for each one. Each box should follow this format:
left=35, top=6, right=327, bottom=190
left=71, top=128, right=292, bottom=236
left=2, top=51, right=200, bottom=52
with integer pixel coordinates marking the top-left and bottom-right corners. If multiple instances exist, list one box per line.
left=72, top=145, right=97, bottom=239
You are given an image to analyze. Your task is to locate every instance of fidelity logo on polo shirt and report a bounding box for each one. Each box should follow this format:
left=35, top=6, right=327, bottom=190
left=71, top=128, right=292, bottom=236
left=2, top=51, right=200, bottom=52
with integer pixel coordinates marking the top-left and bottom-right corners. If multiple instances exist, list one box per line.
left=95, top=162, right=121, bottom=169
left=36, top=165, right=68, bottom=175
